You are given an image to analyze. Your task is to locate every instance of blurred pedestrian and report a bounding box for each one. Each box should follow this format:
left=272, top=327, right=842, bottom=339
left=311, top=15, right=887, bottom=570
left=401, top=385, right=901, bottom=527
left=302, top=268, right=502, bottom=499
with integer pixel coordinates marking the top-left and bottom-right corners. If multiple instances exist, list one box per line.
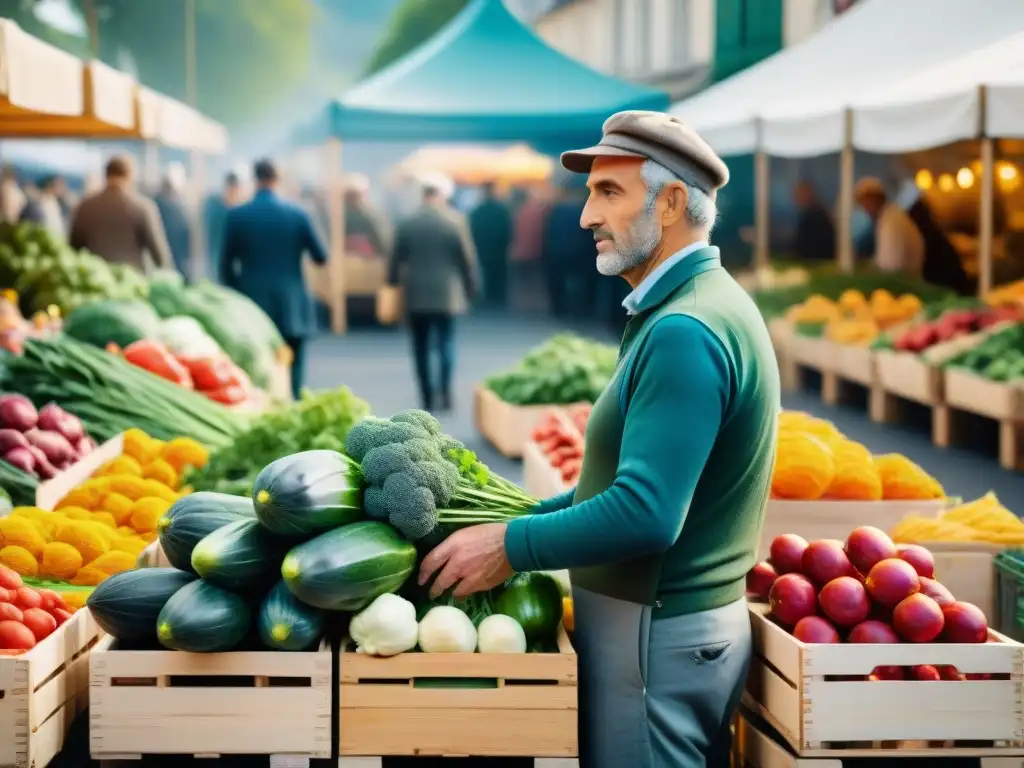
left=387, top=173, right=478, bottom=412
left=220, top=159, right=328, bottom=399
left=792, top=180, right=835, bottom=262
left=905, top=188, right=969, bottom=294
left=19, top=174, right=67, bottom=238
left=344, top=175, right=389, bottom=259
left=154, top=163, right=193, bottom=279
left=0, top=165, right=26, bottom=224
left=542, top=183, right=595, bottom=318
left=509, top=184, right=550, bottom=309
left=205, top=171, right=243, bottom=281
left=469, top=182, right=513, bottom=308
left=854, top=177, right=923, bottom=276
left=69, top=155, right=173, bottom=273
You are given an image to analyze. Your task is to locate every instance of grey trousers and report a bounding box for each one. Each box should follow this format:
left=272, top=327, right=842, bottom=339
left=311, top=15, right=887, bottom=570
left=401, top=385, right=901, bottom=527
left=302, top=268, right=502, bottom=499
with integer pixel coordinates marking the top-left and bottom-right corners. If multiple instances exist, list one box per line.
left=572, top=588, right=751, bottom=768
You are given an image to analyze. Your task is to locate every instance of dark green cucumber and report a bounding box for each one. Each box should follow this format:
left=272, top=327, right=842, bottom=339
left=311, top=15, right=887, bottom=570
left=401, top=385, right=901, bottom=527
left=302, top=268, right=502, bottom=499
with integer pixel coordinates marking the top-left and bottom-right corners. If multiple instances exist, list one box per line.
left=253, top=450, right=365, bottom=538
left=190, top=518, right=285, bottom=591
left=87, top=568, right=195, bottom=642
left=280, top=520, right=416, bottom=611
left=158, top=492, right=255, bottom=574
left=257, top=580, right=325, bottom=651
left=156, top=579, right=251, bottom=652
left=494, top=572, right=563, bottom=644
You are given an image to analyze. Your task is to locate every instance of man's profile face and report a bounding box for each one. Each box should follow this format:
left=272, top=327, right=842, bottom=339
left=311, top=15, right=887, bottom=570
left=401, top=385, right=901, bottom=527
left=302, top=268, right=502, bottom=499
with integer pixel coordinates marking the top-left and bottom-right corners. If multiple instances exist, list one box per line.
left=581, top=156, right=661, bottom=276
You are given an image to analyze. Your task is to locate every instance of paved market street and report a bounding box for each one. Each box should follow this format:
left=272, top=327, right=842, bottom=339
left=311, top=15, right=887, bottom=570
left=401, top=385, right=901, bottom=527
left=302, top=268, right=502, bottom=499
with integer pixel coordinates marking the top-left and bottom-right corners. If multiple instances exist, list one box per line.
left=307, top=310, right=1024, bottom=505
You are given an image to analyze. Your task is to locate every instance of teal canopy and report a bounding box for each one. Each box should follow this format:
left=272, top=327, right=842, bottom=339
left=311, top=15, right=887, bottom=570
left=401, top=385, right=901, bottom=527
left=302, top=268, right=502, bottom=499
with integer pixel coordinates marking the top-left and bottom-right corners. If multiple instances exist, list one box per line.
left=294, top=0, right=669, bottom=149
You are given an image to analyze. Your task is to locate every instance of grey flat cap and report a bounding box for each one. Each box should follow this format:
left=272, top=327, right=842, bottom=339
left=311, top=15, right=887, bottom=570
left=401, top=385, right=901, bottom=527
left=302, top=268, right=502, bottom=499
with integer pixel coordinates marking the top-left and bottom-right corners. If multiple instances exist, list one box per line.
left=561, top=110, right=729, bottom=194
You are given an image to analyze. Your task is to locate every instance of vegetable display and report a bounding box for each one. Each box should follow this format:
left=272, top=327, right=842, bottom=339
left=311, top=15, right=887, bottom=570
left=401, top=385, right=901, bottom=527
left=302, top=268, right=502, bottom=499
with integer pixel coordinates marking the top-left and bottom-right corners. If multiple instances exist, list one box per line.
left=485, top=334, right=617, bottom=406
left=185, top=387, right=370, bottom=496
left=530, top=406, right=589, bottom=486
left=0, top=564, right=77, bottom=653
left=878, top=305, right=1020, bottom=353
left=0, top=291, right=61, bottom=355
left=0, top=395, right=96, bottom=480
left=747, top=527, right=995, bottom=680
left=944, top=324, right=1024, bottom=382
left=62, top=299, right=163, bottom=349
left=3, top=336, right=247, bottom=448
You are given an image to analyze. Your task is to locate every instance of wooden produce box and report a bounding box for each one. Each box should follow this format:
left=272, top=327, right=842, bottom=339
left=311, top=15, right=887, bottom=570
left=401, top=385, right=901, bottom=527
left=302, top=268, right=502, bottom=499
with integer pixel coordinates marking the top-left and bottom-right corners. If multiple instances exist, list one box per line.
left=35, top=433, right=125, bottom=512
left=830, top=343, right=875, bottom=387
left=758, top=500, right=948, bottom=560
left=0, top=608, right=102, bottom=768
left=89, top=636, right=333, bottom=761
left=874, top=349, right=943, bottom=405
left=918, top=541, right=1002, bottom=623
left=338, top=627, right=578, bottom=759
left=789, top=334, right=838, bottom=373
left=943, top=369, right=1024, bottom=470
left=474, top=386, right=567, bottom=459
left=523, top=440, right=568, bottom=499
left=744, top=603, right=1024, bottom=757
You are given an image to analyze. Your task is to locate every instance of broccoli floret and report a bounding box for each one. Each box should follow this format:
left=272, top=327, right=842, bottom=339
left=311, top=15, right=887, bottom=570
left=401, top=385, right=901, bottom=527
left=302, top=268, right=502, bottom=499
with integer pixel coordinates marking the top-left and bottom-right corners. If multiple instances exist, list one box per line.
left=390, top=409, right=442, bottom=436
left=383, top=471, right=438, bottom=540
left=361, top=443, right=416, bottom=486
left=363, top=487, right=388, bottom=519
left=345, top=418, right=431, bottom=462
left=403, top=436, right=442, bottom=462
left=411, top=460, right=460, bottom=505
left=437, top=435, right=465, bottom=453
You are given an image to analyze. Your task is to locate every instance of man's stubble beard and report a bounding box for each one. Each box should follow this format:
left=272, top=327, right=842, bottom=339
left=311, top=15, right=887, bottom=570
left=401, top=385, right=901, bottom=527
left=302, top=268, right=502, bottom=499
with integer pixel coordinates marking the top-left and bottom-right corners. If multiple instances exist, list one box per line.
left=595, top=208, right=662, bottom=277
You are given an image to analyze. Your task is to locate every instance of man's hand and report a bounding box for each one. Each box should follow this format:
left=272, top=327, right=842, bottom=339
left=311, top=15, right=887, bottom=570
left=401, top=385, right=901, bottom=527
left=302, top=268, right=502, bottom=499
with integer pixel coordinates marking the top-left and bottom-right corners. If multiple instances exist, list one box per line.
left=418, top=523, right=514, bottom=599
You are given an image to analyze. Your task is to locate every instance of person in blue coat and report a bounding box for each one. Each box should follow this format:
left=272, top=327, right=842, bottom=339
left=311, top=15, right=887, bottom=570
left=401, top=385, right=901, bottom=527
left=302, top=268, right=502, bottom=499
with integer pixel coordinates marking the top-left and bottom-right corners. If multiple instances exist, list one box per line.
left=219, top=159, right=328, bottom=399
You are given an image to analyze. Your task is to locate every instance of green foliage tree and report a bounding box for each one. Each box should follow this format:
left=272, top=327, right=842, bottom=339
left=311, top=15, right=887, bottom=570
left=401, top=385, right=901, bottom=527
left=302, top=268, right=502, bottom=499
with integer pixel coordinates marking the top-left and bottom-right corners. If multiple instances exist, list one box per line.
left=362, top=0, right=469, bottom=78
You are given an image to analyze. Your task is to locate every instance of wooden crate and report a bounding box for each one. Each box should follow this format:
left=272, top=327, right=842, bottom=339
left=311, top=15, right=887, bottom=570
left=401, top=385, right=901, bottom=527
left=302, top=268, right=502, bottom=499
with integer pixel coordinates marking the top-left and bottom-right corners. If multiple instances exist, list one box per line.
left=924, top=541, right=1002, bottom=622
left=35, top=433, right=125, bottom=511
left=0, top=608, right=102, bottom=768
left=758, top=500, right=948, bottom=560
left=523, top=440, right=569, bottom=499
left=744, top=603, right=1024, bottom=757
left=338, top=626, right=578, bottom=759
left=474, top=386, right=569, bottom=459
left=732, top=705, right=1022, bottom=768
left=89, top=635, right=332, bottom=761
left=943, top=369, right=1024, bottom=471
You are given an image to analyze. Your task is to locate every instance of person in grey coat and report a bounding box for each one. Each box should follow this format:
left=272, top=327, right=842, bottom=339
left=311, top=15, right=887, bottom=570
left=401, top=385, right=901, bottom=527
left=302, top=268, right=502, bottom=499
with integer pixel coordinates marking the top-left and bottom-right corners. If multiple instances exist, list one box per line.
left=387, top=174, right=479, bottom=412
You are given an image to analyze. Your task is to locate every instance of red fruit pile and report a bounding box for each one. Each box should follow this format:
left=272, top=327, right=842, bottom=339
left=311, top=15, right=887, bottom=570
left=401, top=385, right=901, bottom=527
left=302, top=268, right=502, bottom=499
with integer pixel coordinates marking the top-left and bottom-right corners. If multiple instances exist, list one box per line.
left=0, top=565, right=72, bottom=655
left=748, top=527, right=991, bottom=657
left=893, top=306, right=1021, bottom=353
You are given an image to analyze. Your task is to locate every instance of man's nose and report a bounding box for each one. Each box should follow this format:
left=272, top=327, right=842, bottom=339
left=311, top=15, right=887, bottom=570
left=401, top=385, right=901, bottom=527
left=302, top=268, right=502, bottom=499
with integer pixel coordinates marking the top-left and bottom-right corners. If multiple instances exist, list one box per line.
left=580, top=200, right=599, bottom=231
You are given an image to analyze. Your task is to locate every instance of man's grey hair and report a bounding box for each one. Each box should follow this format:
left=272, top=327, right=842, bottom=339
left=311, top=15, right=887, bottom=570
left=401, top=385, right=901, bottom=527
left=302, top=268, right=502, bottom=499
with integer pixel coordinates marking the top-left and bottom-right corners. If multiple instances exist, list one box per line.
left=640, top=159, right=717, bottom=233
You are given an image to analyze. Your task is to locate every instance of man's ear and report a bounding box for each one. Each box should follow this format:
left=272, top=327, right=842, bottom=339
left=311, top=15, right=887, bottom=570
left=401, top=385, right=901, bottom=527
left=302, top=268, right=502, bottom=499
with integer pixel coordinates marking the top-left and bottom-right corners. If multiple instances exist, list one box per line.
left=661, top=183, right=687, bottom=226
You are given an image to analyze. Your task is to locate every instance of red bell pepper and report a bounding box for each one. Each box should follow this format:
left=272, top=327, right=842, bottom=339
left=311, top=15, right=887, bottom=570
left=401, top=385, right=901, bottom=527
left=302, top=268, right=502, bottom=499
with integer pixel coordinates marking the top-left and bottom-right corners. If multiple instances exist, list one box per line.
left=180, top=356, right=249, bottom=392
left=204, top=383, right=248, bottom=405
left=123, top=340, right=193, bottom=388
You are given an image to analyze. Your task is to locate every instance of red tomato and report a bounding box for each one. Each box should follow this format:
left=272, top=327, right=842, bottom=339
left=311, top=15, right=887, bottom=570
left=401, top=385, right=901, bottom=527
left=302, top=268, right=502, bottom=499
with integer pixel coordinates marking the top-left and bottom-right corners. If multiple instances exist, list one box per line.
left=13, top=587, right=42, bottom=611
left=184, top=357, right=248, bottom=392
left=0, top=566, right=22, bottom=591
left=21, top=608, right=56, bottom=642
left=51, top=608, right=73, bottom=627
left=123, top=340, right=194, bottom=388
left=0, top=603, right=23, bottom=623
left=36, top=589, right=65, bottom=612
left=204, top=384, right=248, bottom=405
left=0, top=620, right=35, bottom=650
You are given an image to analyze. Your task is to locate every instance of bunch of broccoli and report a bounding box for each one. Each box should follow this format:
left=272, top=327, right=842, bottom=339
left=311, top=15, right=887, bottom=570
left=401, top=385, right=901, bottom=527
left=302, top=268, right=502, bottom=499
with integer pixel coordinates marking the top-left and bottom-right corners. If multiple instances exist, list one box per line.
left=344, top=409, right=537, bottom=541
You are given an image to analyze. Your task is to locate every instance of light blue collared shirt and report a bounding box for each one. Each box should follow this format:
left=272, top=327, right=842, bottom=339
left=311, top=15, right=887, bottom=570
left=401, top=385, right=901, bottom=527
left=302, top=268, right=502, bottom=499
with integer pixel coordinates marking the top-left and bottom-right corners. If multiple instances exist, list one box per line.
left=621, top=240, right=709, bottom=315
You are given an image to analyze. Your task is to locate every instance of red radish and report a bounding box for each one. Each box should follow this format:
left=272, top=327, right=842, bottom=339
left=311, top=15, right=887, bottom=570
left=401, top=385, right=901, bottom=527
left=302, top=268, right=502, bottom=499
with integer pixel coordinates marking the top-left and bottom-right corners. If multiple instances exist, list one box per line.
left=746, top=561, right=778, bottom=599
left=3, top=446, right=35, bottom=474
left=0, top=567, right=23, bottom=591
left=0, top=428, right=29, bottom=453
left=793, top=615, right=840, bottom=643
left=21, top=607, right=56, bottom=641
left=769, top=573, right=818, bottom=625
left=24, top=428, right=75, bottom=465
left=919, top=577, right=955, bottom=605
left=25, top=446, right=56, bottom=479
left=13, top=587, right=41, bottom=611
left=869, top=665, right=905, bottom=681
left=939, top=602, right=988, bottom=644
left=0, top=603, right=22, bottom=623
left=37, top=403, right=84, bottom=443
left=818, top=576, right=871, bottom=627
left=909, top=664, right=942, bottom=681
left=801, top=540, right=853, bottom=585
left=896, top=544, right=935, bottom=578
left=770, top=534, right=809, bottom=575
left=893, top=593, right=945, bottom=643
left=866, top=559, right=921, bottom=608
left=75, top=436, right=96, bottom=457
left=0, top=394, right=37, bottom=431
left=848, top=619, right=900, bottom=644
left=0, top=620, right=35, bottom=650
left=845, top=526, right=898, bottom=575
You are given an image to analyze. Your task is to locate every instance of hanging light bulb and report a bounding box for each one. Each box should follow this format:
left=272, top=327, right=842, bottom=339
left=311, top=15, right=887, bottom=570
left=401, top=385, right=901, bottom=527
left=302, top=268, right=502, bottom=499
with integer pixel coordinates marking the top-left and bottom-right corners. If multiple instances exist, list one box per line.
left=938, top=173, right=955, bottom=192
left=997, top=163, right=1018, bottom=181
left=956, top=167, right=975, bottom=189
left=915, top=169, right=933, bottom=190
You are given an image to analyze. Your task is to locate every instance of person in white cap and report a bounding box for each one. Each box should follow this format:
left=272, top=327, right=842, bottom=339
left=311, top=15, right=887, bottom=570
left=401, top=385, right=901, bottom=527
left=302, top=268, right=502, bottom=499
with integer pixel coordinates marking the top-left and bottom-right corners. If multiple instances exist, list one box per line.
left=854, top=177, right=924, bottom=276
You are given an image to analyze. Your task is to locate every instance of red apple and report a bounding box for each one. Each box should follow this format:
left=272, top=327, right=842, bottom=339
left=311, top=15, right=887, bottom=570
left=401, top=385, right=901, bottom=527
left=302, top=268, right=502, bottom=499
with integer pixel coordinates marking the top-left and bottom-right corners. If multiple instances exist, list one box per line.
left=802, top=540, right=854, bottom=586
left=769, top=573, right=818, bottom=626
left=893, top=593, right=945, bottom=643
left=746, top=561, right=778, bottom=600
left=818, top=576, right=871, bottom=627
left=939, top=601, right=988, bottom=644
left=896, top=544, right=935, bottom=578
left=848, top=619, right=900, bottom=644
left=793, top=615, right=841, bottom=644
left=865, top=558, right=921, bottom=608
left=908, top=664, right=942, bottom=681
left=869, top=665, right=905, bottom=681
left=770, top=534, right=809, bottom=575
left=919, top=577, right=955, bottom=605
left=845, top=526, right=898, bottom=575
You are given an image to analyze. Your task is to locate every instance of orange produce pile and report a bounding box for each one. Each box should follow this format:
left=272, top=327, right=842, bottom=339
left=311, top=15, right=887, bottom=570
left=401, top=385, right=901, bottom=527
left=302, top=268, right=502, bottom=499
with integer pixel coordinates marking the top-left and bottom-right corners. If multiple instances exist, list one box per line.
left=530, top=405, right=591, bottom=486
left=0, top=565, right=73, bottom=655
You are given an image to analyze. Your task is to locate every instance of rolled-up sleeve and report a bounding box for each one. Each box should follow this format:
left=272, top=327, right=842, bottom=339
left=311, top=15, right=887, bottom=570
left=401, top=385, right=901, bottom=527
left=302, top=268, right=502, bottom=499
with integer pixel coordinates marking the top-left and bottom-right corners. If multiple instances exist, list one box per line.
left=505, top=315, right=730, bottom=572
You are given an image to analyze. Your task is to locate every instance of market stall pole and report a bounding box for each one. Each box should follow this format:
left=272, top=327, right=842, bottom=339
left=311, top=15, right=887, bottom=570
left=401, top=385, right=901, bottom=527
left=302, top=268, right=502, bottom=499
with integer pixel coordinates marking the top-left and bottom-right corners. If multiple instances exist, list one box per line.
left=326, top=138, right=347, bottom=334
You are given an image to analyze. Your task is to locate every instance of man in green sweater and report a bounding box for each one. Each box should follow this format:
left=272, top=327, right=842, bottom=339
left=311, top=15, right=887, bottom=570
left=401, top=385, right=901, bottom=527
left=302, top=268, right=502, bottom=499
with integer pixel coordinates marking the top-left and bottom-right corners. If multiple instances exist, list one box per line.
left=420, top=111, right=780, bottom=767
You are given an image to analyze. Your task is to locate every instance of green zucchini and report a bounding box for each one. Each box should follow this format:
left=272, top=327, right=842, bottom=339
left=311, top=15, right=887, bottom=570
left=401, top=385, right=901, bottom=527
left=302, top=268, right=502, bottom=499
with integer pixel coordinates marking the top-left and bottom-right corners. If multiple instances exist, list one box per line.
left=158, top=492, right=255, bottom=574
left=281, top=521, right=416, bottom=611
left=252, top=450, right=364, bottom=538
left=257, top=580, right=325, bottom=651
left=157, top=579, right=251, bottom=652
left=87, top=568, right=195, bottom=642
left=190, top=518, right=285, bottom=591
left=494, top=572, right=563, bottom=644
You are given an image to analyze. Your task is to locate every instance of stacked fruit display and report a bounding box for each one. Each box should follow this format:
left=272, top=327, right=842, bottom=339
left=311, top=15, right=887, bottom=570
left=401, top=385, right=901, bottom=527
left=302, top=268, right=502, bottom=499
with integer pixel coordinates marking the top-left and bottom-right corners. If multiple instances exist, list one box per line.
left=773, top=411, right=943, bottom=501
left=788, top=289, right=923, bottom=346
left=748, top=526, right=995, bottom=680
left=885, top=305, right=1021, bottom=354
left=944, top=324, right=1024, bottom=382
left=530, top=404, right=591, bottom=486
left=891, top=493, right=1024, bottom=547
left=0, top=565, right=76, bottom=653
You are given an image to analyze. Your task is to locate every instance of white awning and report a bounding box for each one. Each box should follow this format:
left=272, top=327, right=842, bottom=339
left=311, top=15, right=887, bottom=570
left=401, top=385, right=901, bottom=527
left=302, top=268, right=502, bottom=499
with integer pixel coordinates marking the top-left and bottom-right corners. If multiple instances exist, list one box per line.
left=670, top=0, right=1024, bottom=157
